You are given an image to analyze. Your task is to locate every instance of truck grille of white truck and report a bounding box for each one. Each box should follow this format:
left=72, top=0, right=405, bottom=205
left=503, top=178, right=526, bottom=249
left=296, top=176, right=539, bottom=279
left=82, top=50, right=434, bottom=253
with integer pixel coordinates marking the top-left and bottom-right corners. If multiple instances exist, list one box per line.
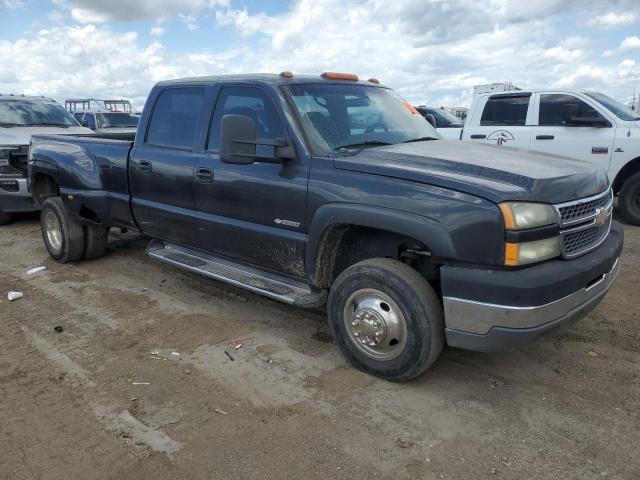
left=555, top=189, right=613, bottom=258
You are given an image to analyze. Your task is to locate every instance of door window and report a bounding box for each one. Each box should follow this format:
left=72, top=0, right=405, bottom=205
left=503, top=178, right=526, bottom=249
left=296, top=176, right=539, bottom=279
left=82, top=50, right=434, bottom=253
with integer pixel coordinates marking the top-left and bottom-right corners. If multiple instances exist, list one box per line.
left=208, top=86, right=284, bottom=150
left=85, top=114, right=96, bottom=129
left=480, top=95, right=530, bottom=126
left=539, top=94, right=604, bottom=126
left=146, top=87, right=205, bottom=149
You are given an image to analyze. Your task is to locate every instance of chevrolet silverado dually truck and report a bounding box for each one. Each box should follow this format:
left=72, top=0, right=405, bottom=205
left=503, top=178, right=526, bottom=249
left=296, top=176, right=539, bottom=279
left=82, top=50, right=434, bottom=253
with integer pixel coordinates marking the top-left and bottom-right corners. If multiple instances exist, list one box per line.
left=28, top=72, right=623, bottom=381
left=0, top=94, right=93, bottom=225
left=462, top=89, right=640, bottom=225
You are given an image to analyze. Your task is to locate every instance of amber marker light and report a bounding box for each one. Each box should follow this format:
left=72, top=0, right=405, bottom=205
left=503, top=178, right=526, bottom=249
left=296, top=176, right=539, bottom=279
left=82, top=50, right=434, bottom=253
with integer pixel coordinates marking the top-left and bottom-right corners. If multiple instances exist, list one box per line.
left=279, top=71, right=294, bottom=78
left=321, top=72, right=359, bottom=81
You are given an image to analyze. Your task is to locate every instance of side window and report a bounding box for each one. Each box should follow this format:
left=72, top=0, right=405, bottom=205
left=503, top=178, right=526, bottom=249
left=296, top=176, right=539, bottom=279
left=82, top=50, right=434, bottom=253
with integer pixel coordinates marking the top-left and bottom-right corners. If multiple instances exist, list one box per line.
left=86, top=114, right=96, bottom=129
left=208, top=86, right=284, bottom=150
left=146, top=87, right=205, bottom=150
left=73, top=113, right=83, bottom=123
left=480, top=95, right=530, bottom=126
left=539, top=94, right=604, bottom=126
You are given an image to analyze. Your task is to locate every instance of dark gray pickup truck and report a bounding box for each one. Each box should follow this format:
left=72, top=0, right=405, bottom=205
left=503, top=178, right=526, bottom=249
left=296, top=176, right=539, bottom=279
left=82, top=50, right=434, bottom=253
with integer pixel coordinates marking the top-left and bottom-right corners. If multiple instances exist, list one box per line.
left=28, top=72, right=623, bottom=381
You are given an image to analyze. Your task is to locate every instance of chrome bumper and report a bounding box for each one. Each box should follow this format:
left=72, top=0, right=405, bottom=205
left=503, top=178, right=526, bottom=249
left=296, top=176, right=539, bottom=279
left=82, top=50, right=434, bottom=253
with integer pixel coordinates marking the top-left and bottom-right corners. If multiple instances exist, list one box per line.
left=443, top=258, right=620, bottom=335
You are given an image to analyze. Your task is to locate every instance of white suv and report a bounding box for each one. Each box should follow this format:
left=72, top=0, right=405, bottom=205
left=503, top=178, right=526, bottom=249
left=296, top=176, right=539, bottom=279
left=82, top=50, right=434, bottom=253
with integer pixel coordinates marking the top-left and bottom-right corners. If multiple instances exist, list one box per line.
left=462, top=90, right=640, bottom=224
left=0, top=94, right=93, bottom=225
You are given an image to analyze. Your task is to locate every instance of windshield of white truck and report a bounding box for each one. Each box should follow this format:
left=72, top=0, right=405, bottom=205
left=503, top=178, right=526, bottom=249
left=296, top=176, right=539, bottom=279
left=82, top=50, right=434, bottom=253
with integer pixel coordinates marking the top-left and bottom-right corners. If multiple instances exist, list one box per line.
left=586, top=92, right=640, bottom=121
left=287, top=84, right=439, bottom=153
left=96, top=112, right=139, bottom=128
left=0, top=99, right=78, bottom=127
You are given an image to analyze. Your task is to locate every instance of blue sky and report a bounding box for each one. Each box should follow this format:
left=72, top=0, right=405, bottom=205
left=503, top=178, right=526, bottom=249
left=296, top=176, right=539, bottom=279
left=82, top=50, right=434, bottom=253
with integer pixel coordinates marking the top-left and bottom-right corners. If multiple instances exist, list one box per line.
left=1, top=0, right=639, bottom=108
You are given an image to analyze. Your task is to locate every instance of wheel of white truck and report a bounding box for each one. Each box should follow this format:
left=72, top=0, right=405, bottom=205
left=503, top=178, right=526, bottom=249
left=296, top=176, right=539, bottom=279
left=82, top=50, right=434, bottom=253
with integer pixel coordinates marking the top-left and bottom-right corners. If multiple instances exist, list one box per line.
left=40, top=197, right=85, bottom=263
left=0, top=210, right=11, bottom=226
left=618, top=172, right=640, bottom=226
left=328, top=258, right=444, bottom=382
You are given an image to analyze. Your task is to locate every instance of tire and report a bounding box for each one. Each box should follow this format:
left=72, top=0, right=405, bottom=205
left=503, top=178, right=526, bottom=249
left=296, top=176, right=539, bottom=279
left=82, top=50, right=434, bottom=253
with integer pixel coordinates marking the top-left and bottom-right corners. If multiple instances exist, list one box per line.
left=618, top=172, right=640, bottom=226
left=40, top=197, right=85, bottom=263
left=84, top=225, right=109, bottom=260
left=328, top=258, right=444, bottom=382
left=0, top=211, right=11, bottom=225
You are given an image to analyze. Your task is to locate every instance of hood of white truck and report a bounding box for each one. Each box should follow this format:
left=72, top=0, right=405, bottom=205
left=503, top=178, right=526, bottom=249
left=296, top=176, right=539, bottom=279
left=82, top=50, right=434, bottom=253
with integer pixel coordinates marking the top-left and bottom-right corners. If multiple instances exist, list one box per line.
left=0, top=126, right=93, bottom=146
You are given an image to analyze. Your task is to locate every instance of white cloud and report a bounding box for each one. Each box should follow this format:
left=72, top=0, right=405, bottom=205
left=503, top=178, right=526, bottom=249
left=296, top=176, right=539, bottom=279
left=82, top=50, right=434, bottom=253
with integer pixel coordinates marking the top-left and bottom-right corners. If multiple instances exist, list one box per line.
left=1, top=0, right=24, bottom=7
left=150, top=26, right=166, bottom=37
left=52, top=0, right=229, bottom=23
left=178, top=14, right=199, bottom=31
left=587, top=12, right=636, bottom=29
left=603, top=36, right=640, bottom=57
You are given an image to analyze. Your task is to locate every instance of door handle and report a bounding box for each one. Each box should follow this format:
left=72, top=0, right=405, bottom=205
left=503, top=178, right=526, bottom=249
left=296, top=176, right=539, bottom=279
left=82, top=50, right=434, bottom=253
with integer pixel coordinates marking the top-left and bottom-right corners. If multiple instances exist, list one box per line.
left=470, top=134, right=486, bottom=139
left=536, top=135, right=554, bottom=140
left=196, top=167, right=214, bottom=183
left=138, top=160, right=152, bottom=173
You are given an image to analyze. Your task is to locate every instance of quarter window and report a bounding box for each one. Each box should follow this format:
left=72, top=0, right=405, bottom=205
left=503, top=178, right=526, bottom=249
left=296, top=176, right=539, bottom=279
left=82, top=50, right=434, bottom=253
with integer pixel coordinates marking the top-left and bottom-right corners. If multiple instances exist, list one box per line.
left=480, top=95, right=530, bottom=126
left=539, top=94, right=604, bottom=126
left=146, top=87, right=205, bottom=149
left=208, top=87, right=284, bottom=150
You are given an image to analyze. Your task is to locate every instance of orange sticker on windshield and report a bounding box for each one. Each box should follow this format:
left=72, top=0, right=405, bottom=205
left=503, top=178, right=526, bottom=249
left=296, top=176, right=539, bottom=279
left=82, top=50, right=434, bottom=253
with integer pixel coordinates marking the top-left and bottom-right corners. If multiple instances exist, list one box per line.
left=403, top=102, right=420, bottom=115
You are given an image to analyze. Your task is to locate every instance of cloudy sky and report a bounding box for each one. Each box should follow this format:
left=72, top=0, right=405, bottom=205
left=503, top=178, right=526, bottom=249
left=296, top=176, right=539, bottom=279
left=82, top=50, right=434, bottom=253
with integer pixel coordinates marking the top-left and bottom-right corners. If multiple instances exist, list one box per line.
left=1, top=0, right=639, bottom=109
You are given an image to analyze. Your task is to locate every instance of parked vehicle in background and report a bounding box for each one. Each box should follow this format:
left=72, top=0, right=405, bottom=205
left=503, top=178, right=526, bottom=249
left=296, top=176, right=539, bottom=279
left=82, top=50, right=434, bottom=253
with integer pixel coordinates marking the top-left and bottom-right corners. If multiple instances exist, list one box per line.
left=65, top=98, right=138, bottom=114
left=462, top=89, right=640, bottom=225
left=29, top=72, right=622, bottom=381
left=473, top=82, right=521, bottom=97
left=0, top=94, right=93, bottom=225
left=72, top=110, right=139, bottom=135
left=415, top=106, right=464, bottom=140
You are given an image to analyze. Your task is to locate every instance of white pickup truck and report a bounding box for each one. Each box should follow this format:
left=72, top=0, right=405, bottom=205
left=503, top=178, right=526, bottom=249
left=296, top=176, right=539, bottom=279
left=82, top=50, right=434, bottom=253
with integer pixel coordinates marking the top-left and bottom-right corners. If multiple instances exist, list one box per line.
left=462, top=90, right=640, bottom=224
left=0, top=94, right=93, bottom=224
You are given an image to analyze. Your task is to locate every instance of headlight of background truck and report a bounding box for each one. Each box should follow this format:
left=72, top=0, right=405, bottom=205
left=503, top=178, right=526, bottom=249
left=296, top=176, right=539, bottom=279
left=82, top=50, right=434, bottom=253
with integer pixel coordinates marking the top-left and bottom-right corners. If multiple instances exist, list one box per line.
left=0, top=147, right=11, bottom=166
left=499, top=202, right=560, bottom=266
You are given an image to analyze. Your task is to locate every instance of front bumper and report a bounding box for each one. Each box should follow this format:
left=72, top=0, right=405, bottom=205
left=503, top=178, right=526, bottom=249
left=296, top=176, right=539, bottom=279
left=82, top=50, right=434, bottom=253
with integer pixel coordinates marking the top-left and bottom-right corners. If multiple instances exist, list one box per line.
left=0, top=176, right=38, bottom=213
left=442, top=221, right=623, bottom=352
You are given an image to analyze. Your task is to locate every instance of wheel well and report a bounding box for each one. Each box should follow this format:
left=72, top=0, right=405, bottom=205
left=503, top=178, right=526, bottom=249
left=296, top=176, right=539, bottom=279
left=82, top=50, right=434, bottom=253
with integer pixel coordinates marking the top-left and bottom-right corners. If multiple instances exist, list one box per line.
left=313, top=225, right=440, bottom=290
left=31, top=174, right=59, bottom=206
left=613, top=156, right=640, bottom=194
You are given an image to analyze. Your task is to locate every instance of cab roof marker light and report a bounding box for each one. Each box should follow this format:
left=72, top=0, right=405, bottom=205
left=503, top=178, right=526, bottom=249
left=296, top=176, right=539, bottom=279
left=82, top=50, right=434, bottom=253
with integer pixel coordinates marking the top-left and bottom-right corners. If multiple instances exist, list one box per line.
left=368, top=78, right=380, bottom=84
left=321, top=72, right=359, bottom=81
left=279, top=71, right=294, bottom=78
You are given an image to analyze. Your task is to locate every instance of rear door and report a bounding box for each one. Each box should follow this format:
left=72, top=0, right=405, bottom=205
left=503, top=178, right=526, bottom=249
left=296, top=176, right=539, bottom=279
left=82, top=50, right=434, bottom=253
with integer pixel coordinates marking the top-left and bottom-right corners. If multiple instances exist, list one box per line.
left=530, top=92, right=614, bottom=169
left=464, top=93, right=533, bottom=150
left=191, top=84, right=310, bottom=277
left=129, top=86, right=207, bottom=247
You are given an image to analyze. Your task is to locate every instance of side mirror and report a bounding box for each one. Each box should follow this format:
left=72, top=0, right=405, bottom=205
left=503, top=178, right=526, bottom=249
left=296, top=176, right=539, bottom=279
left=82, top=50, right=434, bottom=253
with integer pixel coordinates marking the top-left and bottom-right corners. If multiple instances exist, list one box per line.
left=425, top=113, right=437, bottom=128
left=220, top=114, right=296, bottom=164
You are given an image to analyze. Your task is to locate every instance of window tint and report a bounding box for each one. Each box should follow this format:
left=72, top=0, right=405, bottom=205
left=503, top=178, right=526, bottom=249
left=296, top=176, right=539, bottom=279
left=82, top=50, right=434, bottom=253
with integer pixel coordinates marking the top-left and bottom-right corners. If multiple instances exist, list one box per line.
left=146, top=87, right=204, bottom=149
left=208, top=86, right=284, bottom=150
left=73, top=113, right=83, bottom=122
left=480, top=95, right=530, bottom=126
left=539, top=94, right=604, bottom=126
left=85, top=114, right=96, bottom=129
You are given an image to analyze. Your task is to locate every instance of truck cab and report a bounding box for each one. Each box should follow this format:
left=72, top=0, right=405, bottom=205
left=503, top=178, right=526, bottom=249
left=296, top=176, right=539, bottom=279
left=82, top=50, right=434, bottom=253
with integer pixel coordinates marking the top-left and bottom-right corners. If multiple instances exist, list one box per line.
left=462, top=90, right=640, bottom=224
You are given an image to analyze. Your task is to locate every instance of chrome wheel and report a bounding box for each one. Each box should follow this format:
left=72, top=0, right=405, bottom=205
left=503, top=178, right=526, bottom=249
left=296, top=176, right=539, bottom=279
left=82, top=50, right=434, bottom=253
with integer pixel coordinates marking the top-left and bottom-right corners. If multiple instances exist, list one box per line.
left=44, top=210, right=63, bottom=253
left=343, top=288, right=407, bottom=361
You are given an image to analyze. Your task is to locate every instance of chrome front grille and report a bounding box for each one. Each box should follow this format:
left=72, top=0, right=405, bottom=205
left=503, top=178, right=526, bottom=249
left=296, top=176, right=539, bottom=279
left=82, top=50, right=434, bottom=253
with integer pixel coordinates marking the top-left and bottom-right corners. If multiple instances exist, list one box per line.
left=555, top=189, right=613, bottom=258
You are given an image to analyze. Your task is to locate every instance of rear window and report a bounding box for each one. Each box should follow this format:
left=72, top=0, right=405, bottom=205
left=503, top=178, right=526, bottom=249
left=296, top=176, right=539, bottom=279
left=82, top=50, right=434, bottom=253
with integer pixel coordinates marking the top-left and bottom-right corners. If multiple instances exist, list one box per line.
left=146, top=87, right=204, bottom=149
left=480, top=95, right=530, bottom=126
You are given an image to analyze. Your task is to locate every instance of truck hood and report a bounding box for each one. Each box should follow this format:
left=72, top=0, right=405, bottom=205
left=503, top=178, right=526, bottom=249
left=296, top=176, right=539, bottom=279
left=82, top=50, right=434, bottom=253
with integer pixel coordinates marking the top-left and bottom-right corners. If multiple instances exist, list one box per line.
left=334, top=140, right=609, bottom=204
left=0, top=126, right=94, bottom=146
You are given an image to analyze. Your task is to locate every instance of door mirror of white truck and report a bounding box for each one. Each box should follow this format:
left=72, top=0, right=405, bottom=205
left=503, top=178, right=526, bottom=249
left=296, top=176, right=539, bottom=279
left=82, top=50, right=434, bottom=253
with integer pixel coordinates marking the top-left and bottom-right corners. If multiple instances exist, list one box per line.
left=425, top=113, right=437, bottom=128
left=220, top=114, right=295, bottom=164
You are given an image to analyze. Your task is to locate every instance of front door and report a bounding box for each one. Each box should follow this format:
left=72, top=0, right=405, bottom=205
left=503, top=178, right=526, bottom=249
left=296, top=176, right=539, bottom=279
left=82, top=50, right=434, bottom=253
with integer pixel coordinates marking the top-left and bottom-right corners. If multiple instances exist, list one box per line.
left=192, top=85, right=310, bottom=278
left=129, top=86, right=206, bottom=247
left=530, top=93, right=614, bottom=170
left=465, top=93, right=533, bottom=150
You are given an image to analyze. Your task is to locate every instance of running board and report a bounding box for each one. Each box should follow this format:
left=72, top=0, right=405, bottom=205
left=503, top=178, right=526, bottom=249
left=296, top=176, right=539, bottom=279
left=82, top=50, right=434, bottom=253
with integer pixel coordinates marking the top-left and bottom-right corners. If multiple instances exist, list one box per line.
left=146, top=240, right=326, bottom=308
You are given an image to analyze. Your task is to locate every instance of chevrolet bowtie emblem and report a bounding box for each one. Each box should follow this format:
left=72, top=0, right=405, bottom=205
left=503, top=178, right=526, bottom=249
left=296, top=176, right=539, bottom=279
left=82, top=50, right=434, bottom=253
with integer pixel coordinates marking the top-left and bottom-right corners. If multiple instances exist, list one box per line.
left=594, top=208, right=608, bottom=227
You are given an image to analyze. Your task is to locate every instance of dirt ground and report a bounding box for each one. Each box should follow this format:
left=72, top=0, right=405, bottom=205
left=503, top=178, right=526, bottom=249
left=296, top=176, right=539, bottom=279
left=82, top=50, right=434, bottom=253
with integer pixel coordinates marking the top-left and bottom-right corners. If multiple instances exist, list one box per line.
left=1, top=212, right=638, bottom=480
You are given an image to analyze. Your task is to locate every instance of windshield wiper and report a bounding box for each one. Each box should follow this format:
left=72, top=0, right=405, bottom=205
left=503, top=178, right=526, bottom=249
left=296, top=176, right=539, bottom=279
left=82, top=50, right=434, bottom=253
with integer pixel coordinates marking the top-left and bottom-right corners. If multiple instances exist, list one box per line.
left=403, top=136, right=438, bottom=143
left=335, top=140, right=392, bottom=151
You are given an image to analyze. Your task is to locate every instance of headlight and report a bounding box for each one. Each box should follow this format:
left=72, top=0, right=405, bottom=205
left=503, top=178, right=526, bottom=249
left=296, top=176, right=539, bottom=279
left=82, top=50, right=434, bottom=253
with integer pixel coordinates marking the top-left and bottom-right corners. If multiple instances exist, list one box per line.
left=499, top=202, right=560, bottom=266
left=498, top=202, right=557, bottom=230
left=0, top=146, right=11, bottom=166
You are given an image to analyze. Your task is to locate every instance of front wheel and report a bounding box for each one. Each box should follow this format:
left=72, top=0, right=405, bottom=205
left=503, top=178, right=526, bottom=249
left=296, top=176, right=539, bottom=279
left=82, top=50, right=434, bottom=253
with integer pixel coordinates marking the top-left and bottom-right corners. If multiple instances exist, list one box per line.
left=618, top=172, right=640, bottom=226
left=328, top=258, right=444, bottom=382
left=0, top=211, right=11, bottom=225
left=41, top=197, right=85, bottom=262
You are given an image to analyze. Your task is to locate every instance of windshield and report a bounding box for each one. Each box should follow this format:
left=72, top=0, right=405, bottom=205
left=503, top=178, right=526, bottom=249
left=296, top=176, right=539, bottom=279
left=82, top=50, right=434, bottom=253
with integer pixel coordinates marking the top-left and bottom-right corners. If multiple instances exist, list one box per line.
left=96, top=112, right=139, bottom=128
left=287, top=84, right=439, bottom=153
left=417, top=107, right=463, bottom=126
left=585, top=92, right=640, bottom=121
left=0, top=99, right=79, bottom=127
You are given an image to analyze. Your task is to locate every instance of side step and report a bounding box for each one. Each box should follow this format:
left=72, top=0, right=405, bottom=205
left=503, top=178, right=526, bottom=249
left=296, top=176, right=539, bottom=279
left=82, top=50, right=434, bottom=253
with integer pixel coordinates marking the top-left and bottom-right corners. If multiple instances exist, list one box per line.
left=146, top=240, right=326, bottom=308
